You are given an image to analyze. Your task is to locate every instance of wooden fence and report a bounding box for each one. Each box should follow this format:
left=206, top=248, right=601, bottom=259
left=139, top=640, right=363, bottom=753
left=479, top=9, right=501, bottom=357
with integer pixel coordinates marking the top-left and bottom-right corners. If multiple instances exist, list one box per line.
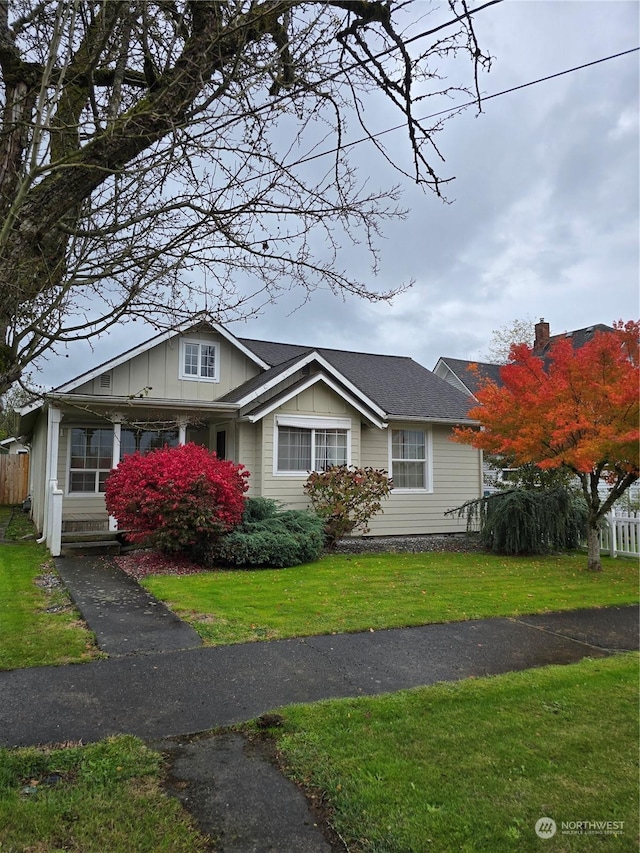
left=0, top=454, right=29, bottom=505
left=599, top=510, right=640, bottom=558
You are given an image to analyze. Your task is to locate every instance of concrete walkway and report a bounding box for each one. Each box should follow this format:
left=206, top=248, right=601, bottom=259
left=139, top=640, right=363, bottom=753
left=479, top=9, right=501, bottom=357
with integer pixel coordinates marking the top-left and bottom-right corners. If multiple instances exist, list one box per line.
left=2, top=602, right=638, bottom=747
left=1, top=555, right=637, bottom=852
left=54, top=555, right=203, bottom=655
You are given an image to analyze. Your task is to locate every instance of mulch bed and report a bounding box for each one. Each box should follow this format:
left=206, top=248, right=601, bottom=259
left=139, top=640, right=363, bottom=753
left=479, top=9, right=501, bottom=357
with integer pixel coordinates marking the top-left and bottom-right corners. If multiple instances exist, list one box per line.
left=115, top=534, right=483, bottom=580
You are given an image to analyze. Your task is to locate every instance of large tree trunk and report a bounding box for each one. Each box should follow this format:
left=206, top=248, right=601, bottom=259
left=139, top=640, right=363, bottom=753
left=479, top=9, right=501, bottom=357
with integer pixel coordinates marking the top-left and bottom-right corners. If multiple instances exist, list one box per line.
left=586, top=524, right=602, bottom=572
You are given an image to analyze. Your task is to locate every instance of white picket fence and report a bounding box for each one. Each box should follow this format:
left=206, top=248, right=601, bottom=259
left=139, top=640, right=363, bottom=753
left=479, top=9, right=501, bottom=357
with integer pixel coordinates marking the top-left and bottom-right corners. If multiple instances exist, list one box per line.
left=599, top=510, right=640, bottom=558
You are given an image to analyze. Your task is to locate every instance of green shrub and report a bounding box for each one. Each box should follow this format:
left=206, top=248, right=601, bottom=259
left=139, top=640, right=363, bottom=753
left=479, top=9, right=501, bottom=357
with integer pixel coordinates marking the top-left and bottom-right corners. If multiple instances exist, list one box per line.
left=447, top=487, right=588, bottom=555
left=200, top=498, right=325, bottom=568
left=304, top=465, right=392, bottom=547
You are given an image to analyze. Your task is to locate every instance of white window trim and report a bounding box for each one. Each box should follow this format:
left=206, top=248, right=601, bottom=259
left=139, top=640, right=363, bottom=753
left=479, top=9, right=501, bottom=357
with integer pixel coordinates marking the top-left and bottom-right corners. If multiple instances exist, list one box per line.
left=388, top=426, right=433, bottom=493
left=274, top=415, right=352, bottom=476
left=67, top=425, right=115, bottom=496
left=179, top=339, right=220, bottom=382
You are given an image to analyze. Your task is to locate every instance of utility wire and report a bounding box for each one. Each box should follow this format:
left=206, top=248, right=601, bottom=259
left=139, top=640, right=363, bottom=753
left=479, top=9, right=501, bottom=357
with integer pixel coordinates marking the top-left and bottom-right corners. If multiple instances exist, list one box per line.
left=284, top=46, right=640, bottom=172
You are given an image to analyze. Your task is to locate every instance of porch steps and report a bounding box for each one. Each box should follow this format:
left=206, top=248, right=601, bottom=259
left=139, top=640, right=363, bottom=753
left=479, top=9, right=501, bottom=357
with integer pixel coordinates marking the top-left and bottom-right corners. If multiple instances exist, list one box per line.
left=60, top=531, right=122, bottom=558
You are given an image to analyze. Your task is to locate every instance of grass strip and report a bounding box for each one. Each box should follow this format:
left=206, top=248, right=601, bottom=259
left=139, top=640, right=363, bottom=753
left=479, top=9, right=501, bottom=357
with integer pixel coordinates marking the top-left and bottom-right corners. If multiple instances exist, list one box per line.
left=0, top=735, right=211, bottom=852
left=0, top=543, right=99, bottom=670
left=141, top=551, right=639, bottom=645
left=269, top=653, right=639, bottom=852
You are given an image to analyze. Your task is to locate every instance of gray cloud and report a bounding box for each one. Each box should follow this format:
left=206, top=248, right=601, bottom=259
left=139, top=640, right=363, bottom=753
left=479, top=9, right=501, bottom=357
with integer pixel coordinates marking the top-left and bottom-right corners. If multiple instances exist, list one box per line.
left=36, top=0, right=639, bottom=388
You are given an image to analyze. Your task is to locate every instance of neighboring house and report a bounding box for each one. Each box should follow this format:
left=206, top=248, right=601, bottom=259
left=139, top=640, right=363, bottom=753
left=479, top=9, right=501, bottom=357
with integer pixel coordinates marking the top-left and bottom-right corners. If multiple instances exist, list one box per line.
left=434, top=318, right=624, bottom=496
left=0, top=436, right=29, bottom=455
left=434, top=320, right=616, bottom=396
left=19, top=320, right=482, bottom=555
left=432, top=358, right=502, bottom=399
left=531, top=319, right=615, bottom=359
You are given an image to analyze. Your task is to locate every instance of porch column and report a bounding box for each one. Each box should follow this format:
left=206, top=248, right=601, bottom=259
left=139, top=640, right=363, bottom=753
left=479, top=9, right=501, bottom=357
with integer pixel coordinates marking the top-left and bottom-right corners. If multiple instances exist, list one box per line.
left=109, top=420, right=122, bottom=531
left=41, top=406, right=62, bottom=548
left=178, top=418, right=187, bottom=445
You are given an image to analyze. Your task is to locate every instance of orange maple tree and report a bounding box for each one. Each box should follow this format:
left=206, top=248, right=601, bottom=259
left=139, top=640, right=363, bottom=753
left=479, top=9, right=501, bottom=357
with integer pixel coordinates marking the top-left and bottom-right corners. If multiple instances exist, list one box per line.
left=453, top=321, right=639, bottom=571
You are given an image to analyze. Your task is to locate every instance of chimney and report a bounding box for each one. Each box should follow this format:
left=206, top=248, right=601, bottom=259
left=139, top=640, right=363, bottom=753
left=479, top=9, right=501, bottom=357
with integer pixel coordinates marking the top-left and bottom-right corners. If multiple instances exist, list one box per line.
left=534, top=318, right=550, bottom=351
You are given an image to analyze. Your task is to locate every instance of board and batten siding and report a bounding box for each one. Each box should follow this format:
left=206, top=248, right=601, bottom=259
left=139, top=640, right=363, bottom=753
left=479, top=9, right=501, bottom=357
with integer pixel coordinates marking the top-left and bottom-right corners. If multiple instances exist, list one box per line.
left=236, top=420, right=260, bottom=496
left=362, top=422, right=482, bottom=536
left=258, top=386, right=363, bottom=510
left=70, top=331, right=261, bottom=402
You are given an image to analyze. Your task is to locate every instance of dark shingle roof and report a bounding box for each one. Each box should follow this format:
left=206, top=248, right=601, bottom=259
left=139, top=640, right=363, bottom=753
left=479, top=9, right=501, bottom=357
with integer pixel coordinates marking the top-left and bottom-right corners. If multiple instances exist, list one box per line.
left=438, top=358, right=503, bottom=397
left=533, top=323, right=615, bottom=358
left=237, top=338, right=475, bottom=422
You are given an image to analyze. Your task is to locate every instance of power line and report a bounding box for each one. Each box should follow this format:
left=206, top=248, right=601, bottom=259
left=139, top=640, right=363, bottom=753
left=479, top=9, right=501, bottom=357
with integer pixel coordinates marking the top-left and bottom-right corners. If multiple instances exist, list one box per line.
left=285, top=46, right=640, bottom=172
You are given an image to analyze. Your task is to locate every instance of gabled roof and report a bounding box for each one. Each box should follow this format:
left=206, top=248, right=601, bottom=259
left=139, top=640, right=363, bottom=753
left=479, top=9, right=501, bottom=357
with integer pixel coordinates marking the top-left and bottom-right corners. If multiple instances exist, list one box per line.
left=20, top=321, right=476, bottom=426
left=533, top=323, right=615, bottom=358
left=238, top=338, right=475, bottom=422
left=434, top=358, right=503, bottom=399
left=51, top=319, right=269, bottom=394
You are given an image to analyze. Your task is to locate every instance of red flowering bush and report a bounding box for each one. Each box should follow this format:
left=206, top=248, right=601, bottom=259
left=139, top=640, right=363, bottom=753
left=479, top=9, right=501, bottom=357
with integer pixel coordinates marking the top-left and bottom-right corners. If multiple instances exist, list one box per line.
left=304, top=465, right=392, bottom=547
left=105, top=442, right=249, bottom=554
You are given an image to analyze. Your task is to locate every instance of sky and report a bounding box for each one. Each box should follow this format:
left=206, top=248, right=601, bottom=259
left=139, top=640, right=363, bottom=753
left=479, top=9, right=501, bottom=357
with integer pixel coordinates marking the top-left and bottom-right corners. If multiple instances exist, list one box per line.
left=38, top=0, right=639, bottom=388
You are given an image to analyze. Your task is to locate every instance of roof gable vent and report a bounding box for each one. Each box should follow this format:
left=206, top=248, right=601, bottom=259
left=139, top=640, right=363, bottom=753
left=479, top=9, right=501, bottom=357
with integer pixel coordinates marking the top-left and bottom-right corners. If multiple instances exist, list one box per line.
left=99, top=372, right=112, bottom=389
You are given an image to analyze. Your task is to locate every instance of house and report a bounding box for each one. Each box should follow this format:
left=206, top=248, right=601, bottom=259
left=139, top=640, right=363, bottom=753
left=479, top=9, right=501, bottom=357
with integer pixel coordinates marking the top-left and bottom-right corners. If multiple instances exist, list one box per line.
left=434, top=320, right=616, bottom=398
left=18, top=320, right=482, bottom=555
left=0, top=436, right=29, bottom=455
left=434, top=318, right=620, bottom=495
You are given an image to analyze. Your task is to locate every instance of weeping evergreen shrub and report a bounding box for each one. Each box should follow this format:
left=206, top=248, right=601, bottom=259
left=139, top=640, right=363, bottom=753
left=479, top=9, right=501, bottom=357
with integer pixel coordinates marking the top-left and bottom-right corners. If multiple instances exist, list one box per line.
left=447, top=488, right=588, bottom=555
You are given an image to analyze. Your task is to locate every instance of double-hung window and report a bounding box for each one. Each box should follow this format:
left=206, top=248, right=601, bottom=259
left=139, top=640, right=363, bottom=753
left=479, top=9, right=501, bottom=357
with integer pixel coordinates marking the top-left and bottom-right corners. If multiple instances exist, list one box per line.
left=391, top=428, right=430, bottom=490
left=69, top=427, right=114, bottom=493
left=276, top=417, right=350, bottom=473
left=180, top=340, right=219, bottom=381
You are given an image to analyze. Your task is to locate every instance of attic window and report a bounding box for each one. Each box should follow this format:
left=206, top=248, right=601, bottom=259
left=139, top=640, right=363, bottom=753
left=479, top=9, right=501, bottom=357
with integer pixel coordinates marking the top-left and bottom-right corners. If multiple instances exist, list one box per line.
left=180, top=340, right=220, bottom=382
left=99, top=373, right=111, bottom=389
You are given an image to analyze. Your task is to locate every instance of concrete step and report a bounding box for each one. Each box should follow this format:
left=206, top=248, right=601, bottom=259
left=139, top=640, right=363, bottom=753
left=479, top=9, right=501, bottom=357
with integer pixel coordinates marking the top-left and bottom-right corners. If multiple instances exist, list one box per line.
left=60, top=539, right=122, bottom=557
left=61, top=530, right=119, bottom=543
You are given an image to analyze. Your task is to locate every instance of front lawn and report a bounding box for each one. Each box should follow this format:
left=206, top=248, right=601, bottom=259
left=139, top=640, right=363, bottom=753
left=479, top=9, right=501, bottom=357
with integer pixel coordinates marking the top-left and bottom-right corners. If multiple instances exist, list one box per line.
left=139, top=551, right=639, bottom=646
left=1, top=657, right=636, bottom=852
left=0, top=735, right=210, bottom=852
left=270, top=653, right=639, bottom=852
left=0, top=543, right=100, bottom=670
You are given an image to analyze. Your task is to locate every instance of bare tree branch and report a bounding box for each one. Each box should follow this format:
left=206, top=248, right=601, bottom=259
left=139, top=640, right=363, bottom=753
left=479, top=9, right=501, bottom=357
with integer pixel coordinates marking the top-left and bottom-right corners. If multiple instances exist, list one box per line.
left=0, top=0, right=492, bottom=397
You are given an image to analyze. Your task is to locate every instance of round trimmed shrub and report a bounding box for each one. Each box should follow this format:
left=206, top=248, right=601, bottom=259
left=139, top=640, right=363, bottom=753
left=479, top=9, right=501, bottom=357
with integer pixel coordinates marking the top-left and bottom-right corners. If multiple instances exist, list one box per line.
left=105, top=442, right=249, bottom=554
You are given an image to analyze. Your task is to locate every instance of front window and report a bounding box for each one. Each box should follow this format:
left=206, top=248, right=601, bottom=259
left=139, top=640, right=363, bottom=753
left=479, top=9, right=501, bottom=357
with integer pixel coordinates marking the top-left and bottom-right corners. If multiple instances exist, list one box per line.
left=69, top=427, right=113, bottom=493
left=120, top=428, right=179, bottom=460
left=391, top=429, right=427, bottom=489
left=181, top=340, right=219, bottom=381
left=277, top=425, right=348, bottom=472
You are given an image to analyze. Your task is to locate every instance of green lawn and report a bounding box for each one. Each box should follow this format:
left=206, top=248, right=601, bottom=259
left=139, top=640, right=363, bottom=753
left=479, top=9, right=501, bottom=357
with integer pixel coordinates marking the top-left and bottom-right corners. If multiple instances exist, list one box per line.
left=1, top=538, right=637, bottom=851
left=142, top=551, right=639, bottom=645
left=0, top=735, right=210, bottom=852
left=269, top=653, right=639, bottom=852
left=2, top=658, right=636, bottom=853
left=0, top=542, right=100, bottom=670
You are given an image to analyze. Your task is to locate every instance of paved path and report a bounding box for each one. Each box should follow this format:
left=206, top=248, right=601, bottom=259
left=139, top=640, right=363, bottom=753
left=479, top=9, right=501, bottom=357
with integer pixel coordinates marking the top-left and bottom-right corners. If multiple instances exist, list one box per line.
left=1, top=555, right=637, bottom=852
left=54, top=555, right=203, bottom=655
left=1, top=559, right=637, bottom=746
